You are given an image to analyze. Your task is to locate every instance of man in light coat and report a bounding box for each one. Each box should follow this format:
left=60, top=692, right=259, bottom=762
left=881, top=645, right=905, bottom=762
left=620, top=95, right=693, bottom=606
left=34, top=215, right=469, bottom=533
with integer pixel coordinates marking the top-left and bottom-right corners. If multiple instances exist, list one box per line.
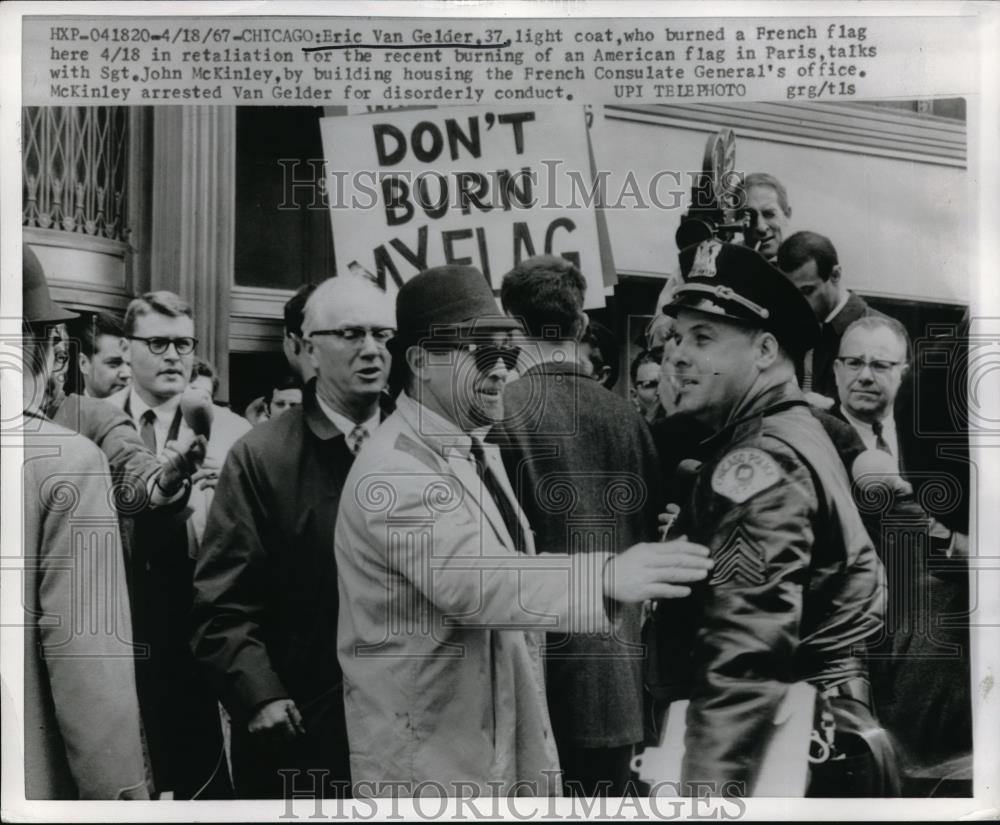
left=20, top=247, right=148, bottom=799
left=334, top=265, right=713, bottom=797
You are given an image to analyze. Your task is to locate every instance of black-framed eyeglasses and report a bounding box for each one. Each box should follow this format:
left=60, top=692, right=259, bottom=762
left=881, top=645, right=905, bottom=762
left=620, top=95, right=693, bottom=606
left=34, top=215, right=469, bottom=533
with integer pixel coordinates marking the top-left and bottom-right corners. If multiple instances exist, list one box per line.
left=308, top=327, right=396, bottom=346
left=424, top=340, right=521, bottom=373
left=128, top=336, right=198, bottom=356
left=835, top=356, right=905, bottom=375
left=635, top=380, right=659, bottom=391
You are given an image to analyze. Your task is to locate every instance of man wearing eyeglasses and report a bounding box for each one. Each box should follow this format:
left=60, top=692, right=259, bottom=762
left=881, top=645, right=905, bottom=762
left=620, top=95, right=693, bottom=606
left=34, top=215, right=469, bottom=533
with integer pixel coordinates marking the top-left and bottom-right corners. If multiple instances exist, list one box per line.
left=192, top=276, right=396, bottom=799
left=832, top=316, right=910, bottom=466
left=108, top=290, right=249, bottom=799
left=334, top=265, right=713, bottom=797
left=833, top=315, right=973, bottom=794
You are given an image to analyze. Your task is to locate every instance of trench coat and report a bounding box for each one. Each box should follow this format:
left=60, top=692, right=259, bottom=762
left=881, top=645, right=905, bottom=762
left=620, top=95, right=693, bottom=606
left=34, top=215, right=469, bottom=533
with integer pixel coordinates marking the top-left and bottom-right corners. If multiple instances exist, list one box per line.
left=334, top=393, right=618, bottom=796
left=22, top=414, right=148, bottom=799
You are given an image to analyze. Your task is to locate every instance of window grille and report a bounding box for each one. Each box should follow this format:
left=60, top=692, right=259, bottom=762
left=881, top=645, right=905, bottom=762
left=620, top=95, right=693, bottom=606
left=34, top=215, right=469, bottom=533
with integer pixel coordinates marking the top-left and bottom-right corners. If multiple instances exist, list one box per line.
left=22, top=106, right=130, bottom=242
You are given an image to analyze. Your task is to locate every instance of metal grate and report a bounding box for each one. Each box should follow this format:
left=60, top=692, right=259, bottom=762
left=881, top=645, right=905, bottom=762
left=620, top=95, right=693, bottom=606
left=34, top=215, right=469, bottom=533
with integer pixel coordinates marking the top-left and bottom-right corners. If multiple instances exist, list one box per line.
left=22, top=106, right=130, bottom=242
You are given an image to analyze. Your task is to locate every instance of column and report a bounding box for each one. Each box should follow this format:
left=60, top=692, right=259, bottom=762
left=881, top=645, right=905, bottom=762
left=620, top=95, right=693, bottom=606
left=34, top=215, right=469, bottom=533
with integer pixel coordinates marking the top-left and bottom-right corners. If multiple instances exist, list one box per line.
left=150, top=106, right=235, bottom=401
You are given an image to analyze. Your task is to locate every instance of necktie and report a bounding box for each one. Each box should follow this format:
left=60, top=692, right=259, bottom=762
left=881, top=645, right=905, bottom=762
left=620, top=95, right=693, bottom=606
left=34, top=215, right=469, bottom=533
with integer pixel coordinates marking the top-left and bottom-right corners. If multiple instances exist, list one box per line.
left=140, top=409, right=157, bottom=453
left=871, top=420, right=893, bottom=454
left=349, top=424, right=369, bottom=455
left=469, top=439, right=529, bottom=554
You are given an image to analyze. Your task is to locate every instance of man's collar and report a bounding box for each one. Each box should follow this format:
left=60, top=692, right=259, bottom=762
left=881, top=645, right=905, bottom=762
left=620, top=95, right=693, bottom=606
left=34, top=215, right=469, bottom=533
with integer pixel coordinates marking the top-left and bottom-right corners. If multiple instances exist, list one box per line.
left=824, top=291, right=851, bottom=324
left=704, top=378, right=808, bottom=450
left=315, top=392, right=380, bottom=439
left=129, top=387, right=180, bottom=422
left=302, top=379, right=389, bottom=443
left=842, top=405, right=894, bottom=436
left=518, top=358, right=590, bottom=380
left=396, top=392, right=476, bottom=459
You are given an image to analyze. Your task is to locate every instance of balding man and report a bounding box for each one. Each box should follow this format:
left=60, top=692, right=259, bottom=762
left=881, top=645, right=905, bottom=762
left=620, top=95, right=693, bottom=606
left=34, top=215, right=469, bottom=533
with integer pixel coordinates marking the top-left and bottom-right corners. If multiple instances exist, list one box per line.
left=191, top=276, right=395, bottom=799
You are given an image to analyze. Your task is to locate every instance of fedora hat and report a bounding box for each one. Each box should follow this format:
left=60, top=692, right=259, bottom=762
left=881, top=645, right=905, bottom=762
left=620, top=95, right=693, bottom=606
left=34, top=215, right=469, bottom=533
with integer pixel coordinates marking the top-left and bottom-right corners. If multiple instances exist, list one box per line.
left=23, top=244, right=77, bottom=324
left=395, top=265, right=521, bottom=344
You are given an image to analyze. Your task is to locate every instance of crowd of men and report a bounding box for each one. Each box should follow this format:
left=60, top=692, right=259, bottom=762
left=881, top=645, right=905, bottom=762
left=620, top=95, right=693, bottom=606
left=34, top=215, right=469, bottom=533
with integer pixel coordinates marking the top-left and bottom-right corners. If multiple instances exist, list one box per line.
left=19, top=171, right=973, bottom=801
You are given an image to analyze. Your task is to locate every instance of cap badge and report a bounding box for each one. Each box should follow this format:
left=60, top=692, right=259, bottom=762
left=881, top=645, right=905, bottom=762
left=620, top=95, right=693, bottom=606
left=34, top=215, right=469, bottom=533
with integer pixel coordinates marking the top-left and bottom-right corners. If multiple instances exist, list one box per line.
left=690, top=240, right=723, bottom=279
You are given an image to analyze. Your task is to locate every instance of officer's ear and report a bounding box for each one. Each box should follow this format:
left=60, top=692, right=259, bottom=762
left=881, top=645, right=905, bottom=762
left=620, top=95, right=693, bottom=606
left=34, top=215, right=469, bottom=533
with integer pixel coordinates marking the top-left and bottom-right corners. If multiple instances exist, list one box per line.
left=752, top=330, right=781, bottom=370
left=829, top=264, right=842, bottom=285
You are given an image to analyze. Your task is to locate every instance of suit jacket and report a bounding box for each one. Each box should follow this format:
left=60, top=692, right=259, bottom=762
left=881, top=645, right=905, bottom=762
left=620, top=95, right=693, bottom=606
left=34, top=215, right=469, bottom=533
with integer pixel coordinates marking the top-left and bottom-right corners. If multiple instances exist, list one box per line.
left=334, top=393, right=618, bottom=796
left=809, top=291, right=883, bottom=401
left=105, top=387, right=251, bottom=547
left=48, top=393, right=162, bottom=508
left=492, top=361, right=662, bottom=749
left=191, top=381, right=361, bottom=727
left=22, top=414, right=148, bottom=799
left=105, top=387, right=241, bottom=797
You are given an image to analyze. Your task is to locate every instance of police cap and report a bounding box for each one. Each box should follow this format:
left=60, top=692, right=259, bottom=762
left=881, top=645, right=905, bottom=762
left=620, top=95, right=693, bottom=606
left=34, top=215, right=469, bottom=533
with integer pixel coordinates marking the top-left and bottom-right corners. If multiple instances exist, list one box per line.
left=663, top=240, right=820, bottom=356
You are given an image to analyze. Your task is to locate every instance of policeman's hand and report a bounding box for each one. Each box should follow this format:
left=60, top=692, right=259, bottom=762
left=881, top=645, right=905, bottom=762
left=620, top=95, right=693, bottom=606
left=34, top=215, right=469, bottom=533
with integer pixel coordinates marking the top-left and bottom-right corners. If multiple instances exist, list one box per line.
left=247, top=699, right=305, bottom=742
left=190, top=456, right=221, bottom=492
left=604, top=539, right=713, bottom=603
left=803, top=391, right=836, bottom=410
left=157, top=434, right=207, bottom=496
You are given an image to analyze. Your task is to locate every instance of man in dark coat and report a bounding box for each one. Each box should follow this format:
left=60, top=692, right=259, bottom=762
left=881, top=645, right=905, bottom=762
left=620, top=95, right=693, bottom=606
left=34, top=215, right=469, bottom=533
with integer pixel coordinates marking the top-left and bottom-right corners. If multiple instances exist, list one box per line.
left=777, top=230, right=884, bottom=404
left=191, top=276, right=396, bottom=798
left=492, top=255, right=663, bottom=796
left=831, top=314, right=972, bottom=793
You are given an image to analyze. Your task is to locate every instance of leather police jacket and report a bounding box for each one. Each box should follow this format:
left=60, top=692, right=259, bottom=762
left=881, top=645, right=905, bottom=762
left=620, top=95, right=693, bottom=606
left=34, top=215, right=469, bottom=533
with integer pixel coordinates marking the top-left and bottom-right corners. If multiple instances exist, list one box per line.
left=679, top=379, right=886, bottom=792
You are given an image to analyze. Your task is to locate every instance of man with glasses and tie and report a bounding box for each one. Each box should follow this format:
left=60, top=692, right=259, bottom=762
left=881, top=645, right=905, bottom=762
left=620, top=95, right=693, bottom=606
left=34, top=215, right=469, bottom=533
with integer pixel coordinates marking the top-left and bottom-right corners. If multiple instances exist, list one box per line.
left=832, top=316, right=910, bottom=466
left=109, top=290, right=248, bottom=799
left=333, top=264, right=713, bottom=797
left=833, top=312, right=973, bottom=794
left=192, top=276, right=396, bottom=799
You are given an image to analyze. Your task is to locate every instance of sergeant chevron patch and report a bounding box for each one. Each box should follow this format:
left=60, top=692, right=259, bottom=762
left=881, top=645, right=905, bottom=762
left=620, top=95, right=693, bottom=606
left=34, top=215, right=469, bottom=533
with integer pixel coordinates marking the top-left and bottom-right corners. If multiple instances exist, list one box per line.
left=711, top=447, right=781, bottom=503
left=710, top=526, right=766, bottom=587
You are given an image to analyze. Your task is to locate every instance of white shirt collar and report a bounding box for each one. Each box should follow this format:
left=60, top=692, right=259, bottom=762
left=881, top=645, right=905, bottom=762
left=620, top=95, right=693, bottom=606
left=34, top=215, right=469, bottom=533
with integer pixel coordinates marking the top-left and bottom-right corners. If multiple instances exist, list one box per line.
left=315, top=394, right=380, bottom=440
left=128, top=388, right=180, bottom=425
left=824, top=291, right=851, bottom=324
left=842, top=406, right=898, bottom=454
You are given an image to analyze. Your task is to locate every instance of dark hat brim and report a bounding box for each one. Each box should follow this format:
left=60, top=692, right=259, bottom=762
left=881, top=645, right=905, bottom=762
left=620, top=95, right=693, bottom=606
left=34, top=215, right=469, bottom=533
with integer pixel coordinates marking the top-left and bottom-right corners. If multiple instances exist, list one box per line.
left=34, top=304, right=79, bottom=324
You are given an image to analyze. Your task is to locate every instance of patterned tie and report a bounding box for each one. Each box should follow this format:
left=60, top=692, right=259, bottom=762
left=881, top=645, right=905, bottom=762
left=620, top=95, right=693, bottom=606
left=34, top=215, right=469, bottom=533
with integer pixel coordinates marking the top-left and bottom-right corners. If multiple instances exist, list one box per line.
left=871, top=420, right=893, bottom=454
left=349, top=424, right=369, bottom=456
left=140, top=409, right=157, bottom=454
left=469, top=438, right=529, bottom=554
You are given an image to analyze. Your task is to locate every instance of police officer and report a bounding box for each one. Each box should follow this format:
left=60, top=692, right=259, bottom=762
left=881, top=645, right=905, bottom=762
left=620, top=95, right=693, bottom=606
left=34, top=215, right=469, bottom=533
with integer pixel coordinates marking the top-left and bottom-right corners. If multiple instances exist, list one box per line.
left=661, top=240, right=896, bottom=797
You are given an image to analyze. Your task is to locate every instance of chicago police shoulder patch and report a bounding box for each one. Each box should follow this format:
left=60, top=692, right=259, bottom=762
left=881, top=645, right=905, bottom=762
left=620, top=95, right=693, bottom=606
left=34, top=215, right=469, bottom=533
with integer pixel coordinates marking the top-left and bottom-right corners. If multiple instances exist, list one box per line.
left=711, top=447, right=782, bottom=504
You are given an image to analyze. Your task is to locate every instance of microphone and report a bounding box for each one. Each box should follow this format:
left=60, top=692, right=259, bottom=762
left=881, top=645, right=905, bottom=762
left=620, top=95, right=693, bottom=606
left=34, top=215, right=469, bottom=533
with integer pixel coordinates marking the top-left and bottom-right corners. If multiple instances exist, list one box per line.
left=180, top=385, right=214, bottom=440
left=851, top=449, right=911, bottom=496
left=675, top=458, right=703, bottom=489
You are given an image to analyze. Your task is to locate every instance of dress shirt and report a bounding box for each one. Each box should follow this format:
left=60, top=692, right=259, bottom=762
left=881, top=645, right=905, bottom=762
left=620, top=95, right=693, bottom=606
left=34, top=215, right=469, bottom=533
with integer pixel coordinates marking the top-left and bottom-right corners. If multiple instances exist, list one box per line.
left=315, top=394, right=381, bottom=446
left=126, top=390, right=181, bottom=456
left=842, top=407, right=900, bottom=468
